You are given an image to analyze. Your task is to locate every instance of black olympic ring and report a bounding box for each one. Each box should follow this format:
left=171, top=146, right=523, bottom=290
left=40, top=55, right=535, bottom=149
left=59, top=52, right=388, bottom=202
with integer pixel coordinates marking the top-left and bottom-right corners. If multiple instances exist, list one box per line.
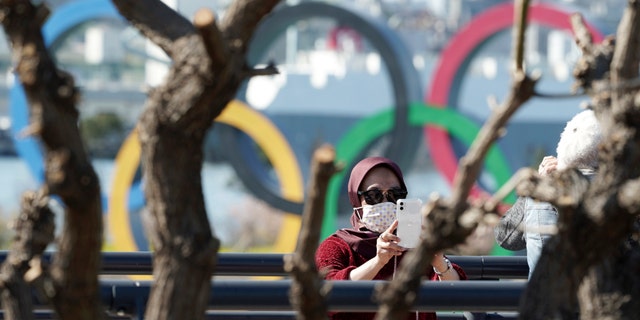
left=220, top=1, right=424, bottom=214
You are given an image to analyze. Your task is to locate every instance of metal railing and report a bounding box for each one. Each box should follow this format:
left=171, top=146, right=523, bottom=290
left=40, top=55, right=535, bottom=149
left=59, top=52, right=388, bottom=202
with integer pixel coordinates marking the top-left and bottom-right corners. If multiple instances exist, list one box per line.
left=0, top=251, right=527, bottom=319
left=23, top=279, right=518, bottom=319
left=0, top=251, right=528, bottom=279
left=99, top=279, right=524, bottom=312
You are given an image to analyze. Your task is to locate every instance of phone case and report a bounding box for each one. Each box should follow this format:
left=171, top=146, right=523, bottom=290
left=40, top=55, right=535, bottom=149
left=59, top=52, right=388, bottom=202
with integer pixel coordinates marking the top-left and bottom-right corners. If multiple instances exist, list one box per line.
left=396, top=198, right=423, bottom=248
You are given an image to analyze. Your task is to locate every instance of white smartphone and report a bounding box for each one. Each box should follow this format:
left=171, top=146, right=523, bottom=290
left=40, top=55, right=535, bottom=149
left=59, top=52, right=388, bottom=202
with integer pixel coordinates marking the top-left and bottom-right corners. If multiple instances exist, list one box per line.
left=396, top=198, right=423, bottom=248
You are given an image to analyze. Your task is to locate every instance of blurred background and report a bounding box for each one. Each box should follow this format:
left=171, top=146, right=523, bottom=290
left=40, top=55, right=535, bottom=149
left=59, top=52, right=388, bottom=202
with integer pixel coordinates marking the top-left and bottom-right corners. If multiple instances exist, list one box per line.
left=0, top=0, right=624, bottom=254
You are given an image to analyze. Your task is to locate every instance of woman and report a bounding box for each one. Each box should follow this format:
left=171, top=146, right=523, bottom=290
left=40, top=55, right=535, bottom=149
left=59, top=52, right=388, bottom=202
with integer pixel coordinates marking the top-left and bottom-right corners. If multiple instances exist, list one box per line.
left=315, top=156, right=466, bottom=320
left=494, top=109, right=602, bottom=279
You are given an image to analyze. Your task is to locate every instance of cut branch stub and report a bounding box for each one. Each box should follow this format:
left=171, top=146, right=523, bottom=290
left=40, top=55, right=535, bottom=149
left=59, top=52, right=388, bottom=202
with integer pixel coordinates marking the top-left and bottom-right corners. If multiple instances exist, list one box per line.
left=570, top=13, right=593, bottom=53
left=618, top=178, right=640, bottom=214
left=194, top=8, right=229, bottom=69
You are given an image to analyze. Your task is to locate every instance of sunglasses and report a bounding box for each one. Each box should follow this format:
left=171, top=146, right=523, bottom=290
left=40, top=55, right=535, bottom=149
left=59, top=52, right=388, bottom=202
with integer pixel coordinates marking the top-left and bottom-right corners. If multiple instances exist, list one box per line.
left=357, top=188, right=408, bottom=205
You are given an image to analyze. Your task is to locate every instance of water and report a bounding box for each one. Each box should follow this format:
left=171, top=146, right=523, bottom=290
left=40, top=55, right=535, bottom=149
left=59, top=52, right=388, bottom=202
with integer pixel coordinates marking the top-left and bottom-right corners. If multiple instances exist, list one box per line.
left=0, top=157, right=36, bottom=215
left=0, top=157, right=252, bottom=245
left=0, top=155, right=455, bottom=250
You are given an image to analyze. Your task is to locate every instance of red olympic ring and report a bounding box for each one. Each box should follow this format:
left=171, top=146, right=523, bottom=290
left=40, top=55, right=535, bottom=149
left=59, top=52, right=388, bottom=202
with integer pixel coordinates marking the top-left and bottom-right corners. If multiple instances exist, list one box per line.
left=425, top=2, right=604, bottom=192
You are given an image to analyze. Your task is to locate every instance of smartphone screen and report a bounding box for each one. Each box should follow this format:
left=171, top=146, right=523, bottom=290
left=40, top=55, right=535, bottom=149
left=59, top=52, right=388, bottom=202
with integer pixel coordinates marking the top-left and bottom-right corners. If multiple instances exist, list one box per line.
left=396, top=198, right=423, bottom=248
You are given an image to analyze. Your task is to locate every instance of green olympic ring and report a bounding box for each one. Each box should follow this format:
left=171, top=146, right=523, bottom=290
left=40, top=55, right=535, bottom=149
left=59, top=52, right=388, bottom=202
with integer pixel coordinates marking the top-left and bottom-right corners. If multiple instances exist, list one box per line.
left=324, top=103, right=514, bottom=248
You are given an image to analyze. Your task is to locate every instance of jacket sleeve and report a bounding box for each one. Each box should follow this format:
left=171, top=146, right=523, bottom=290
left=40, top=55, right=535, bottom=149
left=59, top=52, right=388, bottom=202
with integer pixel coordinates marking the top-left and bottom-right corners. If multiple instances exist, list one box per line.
left=494, top=196, right=527, bottom=251
left=315, top=236, right=357, bottom=280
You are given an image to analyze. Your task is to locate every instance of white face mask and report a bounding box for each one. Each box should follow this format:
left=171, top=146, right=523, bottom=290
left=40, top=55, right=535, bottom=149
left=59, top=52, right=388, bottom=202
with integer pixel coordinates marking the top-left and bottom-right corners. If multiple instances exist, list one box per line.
left=355, top=202, right=396, bottom=233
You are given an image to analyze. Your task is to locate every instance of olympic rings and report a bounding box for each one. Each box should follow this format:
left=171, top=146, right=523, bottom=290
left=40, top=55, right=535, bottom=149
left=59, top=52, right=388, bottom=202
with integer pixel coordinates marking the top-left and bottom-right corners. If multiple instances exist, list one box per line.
left=8, top=0, right=607, bottom=255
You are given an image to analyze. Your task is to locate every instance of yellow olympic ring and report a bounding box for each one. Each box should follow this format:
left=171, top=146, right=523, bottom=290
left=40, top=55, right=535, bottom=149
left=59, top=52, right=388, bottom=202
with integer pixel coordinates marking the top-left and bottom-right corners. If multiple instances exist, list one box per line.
left=107, top=100, right=304, bottom=253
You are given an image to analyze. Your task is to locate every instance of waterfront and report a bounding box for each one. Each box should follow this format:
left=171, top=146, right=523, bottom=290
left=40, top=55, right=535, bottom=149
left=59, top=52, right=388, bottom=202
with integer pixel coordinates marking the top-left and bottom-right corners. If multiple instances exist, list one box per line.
left=0, top=154, right=454, bottom=251
left=0, top=156, right=256, bottom=248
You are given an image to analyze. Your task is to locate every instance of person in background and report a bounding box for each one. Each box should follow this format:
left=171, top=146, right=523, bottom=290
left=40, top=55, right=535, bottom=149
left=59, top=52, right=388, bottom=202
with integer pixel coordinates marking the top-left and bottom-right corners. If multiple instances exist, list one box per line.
left=494, top=109, right=602, bottom=279
left=315, top=156, right=466, bottom=320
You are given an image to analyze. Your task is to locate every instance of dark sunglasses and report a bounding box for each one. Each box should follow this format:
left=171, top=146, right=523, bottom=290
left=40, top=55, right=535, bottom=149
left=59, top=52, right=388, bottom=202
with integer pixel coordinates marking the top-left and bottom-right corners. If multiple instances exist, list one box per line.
left=357, top=188, right=407, bottom=205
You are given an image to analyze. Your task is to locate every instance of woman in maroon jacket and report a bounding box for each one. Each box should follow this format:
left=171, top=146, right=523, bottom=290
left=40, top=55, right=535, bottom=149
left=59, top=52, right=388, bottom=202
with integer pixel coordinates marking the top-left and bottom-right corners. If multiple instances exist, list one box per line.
left=315, top=156, right=466, bottom=320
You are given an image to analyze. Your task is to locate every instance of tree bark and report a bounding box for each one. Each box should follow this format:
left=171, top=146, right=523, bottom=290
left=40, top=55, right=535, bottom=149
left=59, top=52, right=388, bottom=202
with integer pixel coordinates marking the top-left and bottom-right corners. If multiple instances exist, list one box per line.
left=111, top=0, right=281, bottom=318
left=577, top=243, right=640, bottom=320
left=0, top=191, right=55, bottom=320
left=0, top=1, right=104, bottom=319
left=285, top=144, right=339, bottom=320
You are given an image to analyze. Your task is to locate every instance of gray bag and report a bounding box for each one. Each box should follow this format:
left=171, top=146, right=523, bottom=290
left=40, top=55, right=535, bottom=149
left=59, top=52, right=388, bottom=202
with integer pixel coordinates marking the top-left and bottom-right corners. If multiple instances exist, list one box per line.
left=494, top=197, right=526, bottom=251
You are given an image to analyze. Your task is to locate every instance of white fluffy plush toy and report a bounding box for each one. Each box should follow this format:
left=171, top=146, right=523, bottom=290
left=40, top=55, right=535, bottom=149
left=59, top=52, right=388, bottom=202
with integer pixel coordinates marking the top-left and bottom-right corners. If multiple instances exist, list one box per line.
left=555, top=109, right=603, bottom=171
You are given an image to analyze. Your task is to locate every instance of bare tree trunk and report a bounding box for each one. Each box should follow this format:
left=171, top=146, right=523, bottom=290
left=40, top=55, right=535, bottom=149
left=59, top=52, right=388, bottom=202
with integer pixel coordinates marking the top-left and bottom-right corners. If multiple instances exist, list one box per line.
left=285, top=144, right=339, bottom=320
left=0, top=1, right=104, bottom=319
left=518, top=1, right=640, bottom=319
left=577, top=244, right=640, bottom=320
left=111, top=0, right=281, bottom=318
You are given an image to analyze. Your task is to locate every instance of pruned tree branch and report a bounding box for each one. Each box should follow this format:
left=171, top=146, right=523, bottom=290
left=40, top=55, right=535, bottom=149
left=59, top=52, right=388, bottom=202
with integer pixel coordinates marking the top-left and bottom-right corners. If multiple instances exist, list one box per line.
left=375, top=1, right=538, bottom=317
left=571, top=13, right=616, bottom=96
left=571, top=13, right=594, bottom=53
left=194, top=8, right=230, bottom=69
left=219, top=0, right=282, bottom=56
left=450, top=71, right=537, bottom=210
left=483, top=168, right=531, bottom=213
left=618, top=178, right=640, bottom=214
left=111, top=0, right=194, bottom=59
left=517, top=168, right=592, bottom=209
left=285, top=144, right=340, bottom=320
left=513, top=0, right=530, bottom=73
left=0, top=190, right=55, bottom=320
left=242, top=61, right=279, bottom=78
left=611, top=0, right=640, bottom=83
